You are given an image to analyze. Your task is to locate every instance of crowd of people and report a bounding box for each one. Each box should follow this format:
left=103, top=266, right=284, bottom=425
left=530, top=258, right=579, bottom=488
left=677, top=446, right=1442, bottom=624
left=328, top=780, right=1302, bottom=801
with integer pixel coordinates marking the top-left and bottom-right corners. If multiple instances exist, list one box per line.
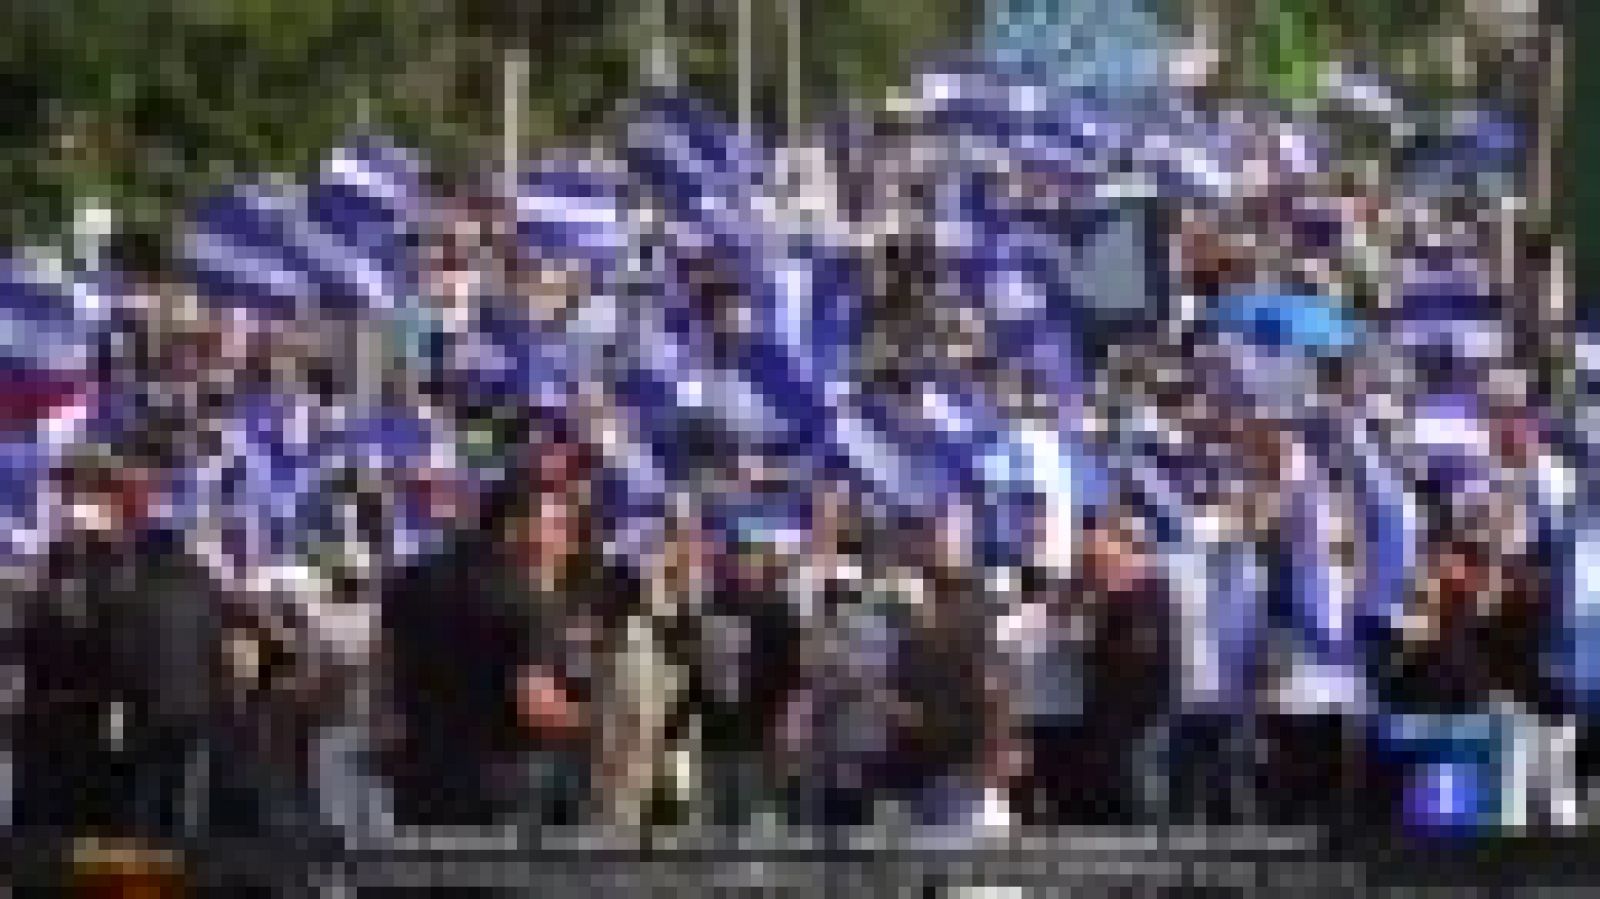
left=0, top=52, right=1586, bottom=856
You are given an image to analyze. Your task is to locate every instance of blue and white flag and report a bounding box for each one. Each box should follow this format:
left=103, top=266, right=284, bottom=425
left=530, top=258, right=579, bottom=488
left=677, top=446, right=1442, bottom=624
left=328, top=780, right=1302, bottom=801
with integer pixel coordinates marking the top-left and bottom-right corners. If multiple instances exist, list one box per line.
left=516, top=157, right=635, bottom=275
left=187, top=139, right=425, bottom=319
left=504, top=159, right=674, bottom=562
left=1276, top=443, right=1371, bottom=712
left=1347, top=419, right=1422, bottom=634
left=623, top=89, right=770, bottom=262
left=0, top=257, right=106, bottom=568
left=306, top=134, right=429, bottom=314
left=184, top=179, right=331, bottom=318
left=211, top=391, right=341, bottom=572
left=0, top=255, right=107, bottom=430
left=1116, top=435, right=1262, bottom=710
left=623, top=89, right=940, bottom=518
left=329, top=404, right=463, bottom=564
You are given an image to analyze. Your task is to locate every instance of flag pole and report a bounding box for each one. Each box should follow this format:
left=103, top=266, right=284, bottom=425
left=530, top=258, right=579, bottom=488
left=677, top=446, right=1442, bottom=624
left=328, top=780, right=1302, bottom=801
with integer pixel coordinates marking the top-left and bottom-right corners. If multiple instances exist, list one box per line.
left=352, top=92, right=382, bottom=408
left=785, top=0, right=800, bottom=146
left=504, top=49, right=528, bottom=197
left=736, top=0, right=754, bottom=141
left=646, top=0, right=674, bottom=90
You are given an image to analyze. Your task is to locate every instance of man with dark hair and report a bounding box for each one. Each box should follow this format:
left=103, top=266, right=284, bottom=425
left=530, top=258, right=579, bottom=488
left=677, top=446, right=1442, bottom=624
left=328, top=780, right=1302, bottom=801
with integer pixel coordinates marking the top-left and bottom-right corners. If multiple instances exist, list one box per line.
left=381, top=440, right=638, bottom=828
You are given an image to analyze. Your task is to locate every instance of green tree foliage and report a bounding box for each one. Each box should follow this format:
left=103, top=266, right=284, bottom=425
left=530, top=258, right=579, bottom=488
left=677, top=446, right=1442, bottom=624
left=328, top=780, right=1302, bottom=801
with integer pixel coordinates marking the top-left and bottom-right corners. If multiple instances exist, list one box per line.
left=0, top=0, right=973, bottom=250
left=0, top=0, right=451, bottom=248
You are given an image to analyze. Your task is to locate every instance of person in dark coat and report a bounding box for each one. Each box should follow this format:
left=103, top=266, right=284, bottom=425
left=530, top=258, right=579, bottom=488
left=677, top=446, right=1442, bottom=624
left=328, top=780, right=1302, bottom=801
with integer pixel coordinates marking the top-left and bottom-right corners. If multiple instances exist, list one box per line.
left=13, top=445, right=223, bottom=842
left=880, top=508, right=1012, bottom=829
left=380, top=438, right=639, bottom=828
left=1067, top=508, right=1174, bottom=826
left=678, top=515, right=806, bottom=829
left=1366, top=533, right=1504, bottom=832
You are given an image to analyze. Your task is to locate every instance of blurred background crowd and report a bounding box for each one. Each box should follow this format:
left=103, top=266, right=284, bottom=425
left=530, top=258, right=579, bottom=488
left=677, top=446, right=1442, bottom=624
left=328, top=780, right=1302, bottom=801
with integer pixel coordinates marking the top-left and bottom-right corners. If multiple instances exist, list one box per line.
left=0, top=0, right=1583, bottom=855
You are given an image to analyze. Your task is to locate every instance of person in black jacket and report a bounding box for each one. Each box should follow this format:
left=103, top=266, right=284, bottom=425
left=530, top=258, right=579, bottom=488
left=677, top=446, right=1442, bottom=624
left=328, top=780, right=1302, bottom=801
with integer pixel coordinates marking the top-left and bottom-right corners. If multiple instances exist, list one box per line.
left=881, top=509, right=1011, bottom=829
left=680, top=516, right=805, bottom=830
left=1366, top=532, right=1504, bottom=831
left=14, top=445, right=223, bottom=842
left=380, top=439, right=639, bottom=829
left=1071, top=508, right=1174, bottom=826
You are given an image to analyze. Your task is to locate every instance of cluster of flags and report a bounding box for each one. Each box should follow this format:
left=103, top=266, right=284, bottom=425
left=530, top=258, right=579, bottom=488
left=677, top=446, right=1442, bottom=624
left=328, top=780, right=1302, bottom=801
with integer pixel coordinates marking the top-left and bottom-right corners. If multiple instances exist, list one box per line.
left=0, top=52, right=1573, bottom=744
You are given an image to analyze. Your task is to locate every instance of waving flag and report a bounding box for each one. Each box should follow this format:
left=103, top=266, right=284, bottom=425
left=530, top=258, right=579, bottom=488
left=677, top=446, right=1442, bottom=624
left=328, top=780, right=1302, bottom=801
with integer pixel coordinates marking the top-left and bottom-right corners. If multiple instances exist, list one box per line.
left=184, top=179, right=331, bottom=318
left=623, top=89, right=942, bottom=518
left=507, top=157, right=682, bottom=563
left=912, top=59, right=1157, bottom=262
left=212, top=392, right=342, bottom=573
left=0, top=255, right=107, bottom=432
left=924, top=159, right=1093, bottom=561
left=0, top=256, right=107, bottom=567
left=1347, top=418, right=1421, bottom=634
left=1277, top=441, right=1370, bottom=711
left=186, top=139, right=425, bottom=319
left=515, top=155, right=781, bottom=447
left=516, top=157, right=635, bottom=270
left=1115, top=428, right=1261, bottom=710
left=325, top=404, right=463, bottom=565
left=306, top=134, right=428, bottom=314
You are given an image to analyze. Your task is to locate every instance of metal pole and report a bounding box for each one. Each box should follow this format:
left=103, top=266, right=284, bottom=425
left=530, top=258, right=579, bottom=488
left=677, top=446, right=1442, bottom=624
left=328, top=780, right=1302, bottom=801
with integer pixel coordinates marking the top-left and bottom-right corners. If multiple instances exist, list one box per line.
left=736, top=0, right=754, bottom=140
left=646, top=0, right=674, bottom=89
left=504, top=49, right=528, bottom=195
left=785, top=0, right=800, bottom=144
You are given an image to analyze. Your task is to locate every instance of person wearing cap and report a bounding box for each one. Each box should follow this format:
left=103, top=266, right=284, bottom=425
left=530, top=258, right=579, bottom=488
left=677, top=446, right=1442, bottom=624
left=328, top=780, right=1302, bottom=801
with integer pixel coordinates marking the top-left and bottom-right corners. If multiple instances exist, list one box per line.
left=380, top=439, right=639, bottom=829
left=13, top=443, right=224, bottom=843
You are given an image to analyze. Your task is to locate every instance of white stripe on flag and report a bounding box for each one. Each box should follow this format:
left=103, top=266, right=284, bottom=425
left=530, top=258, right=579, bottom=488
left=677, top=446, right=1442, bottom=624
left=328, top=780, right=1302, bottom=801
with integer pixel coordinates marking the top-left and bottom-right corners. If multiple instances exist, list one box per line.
left=832, top=411, right=923, bottom=508
left=240, top=185, right=395, bottom=312
left=516, top=191, right=627, bottom=230
left=324, top=148, right=412, bottom=218
left=183, top=229, right=318, bottom=306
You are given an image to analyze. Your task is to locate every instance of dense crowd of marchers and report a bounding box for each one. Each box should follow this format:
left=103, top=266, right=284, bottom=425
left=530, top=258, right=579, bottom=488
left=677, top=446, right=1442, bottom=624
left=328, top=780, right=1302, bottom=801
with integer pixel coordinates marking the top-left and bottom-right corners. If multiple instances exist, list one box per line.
left=0, top=52, right=1585, bottom=868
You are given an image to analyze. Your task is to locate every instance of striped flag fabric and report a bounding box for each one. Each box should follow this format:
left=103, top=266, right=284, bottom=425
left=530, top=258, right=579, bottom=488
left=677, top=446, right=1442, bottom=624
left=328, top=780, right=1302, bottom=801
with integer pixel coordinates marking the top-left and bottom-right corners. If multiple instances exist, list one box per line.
left=512, top=154, right=775, bottom=487
left=183, top=178, right=334, bottom=318
left=1347, top=418, right=1422, bottom=634
left=0, top=255, right=107, bottom=568
left=621, top=88, right=947, bottom=519
left=185, top=137, right=426, bottom=319
left=320, top=403, right=463, bottom=565
left=506, top=156, right=682, bottom=563
left=1113, top=424, right=1262, bottom=710
left=0, top=254, right=108, bottom=433
left=516, top=156, right=635, bottom=272
left=305, top=134, right=429, bottom=315
left=210, top=391, right=343, bottom=574
left=1279, top=442, right=1369, bottom=710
